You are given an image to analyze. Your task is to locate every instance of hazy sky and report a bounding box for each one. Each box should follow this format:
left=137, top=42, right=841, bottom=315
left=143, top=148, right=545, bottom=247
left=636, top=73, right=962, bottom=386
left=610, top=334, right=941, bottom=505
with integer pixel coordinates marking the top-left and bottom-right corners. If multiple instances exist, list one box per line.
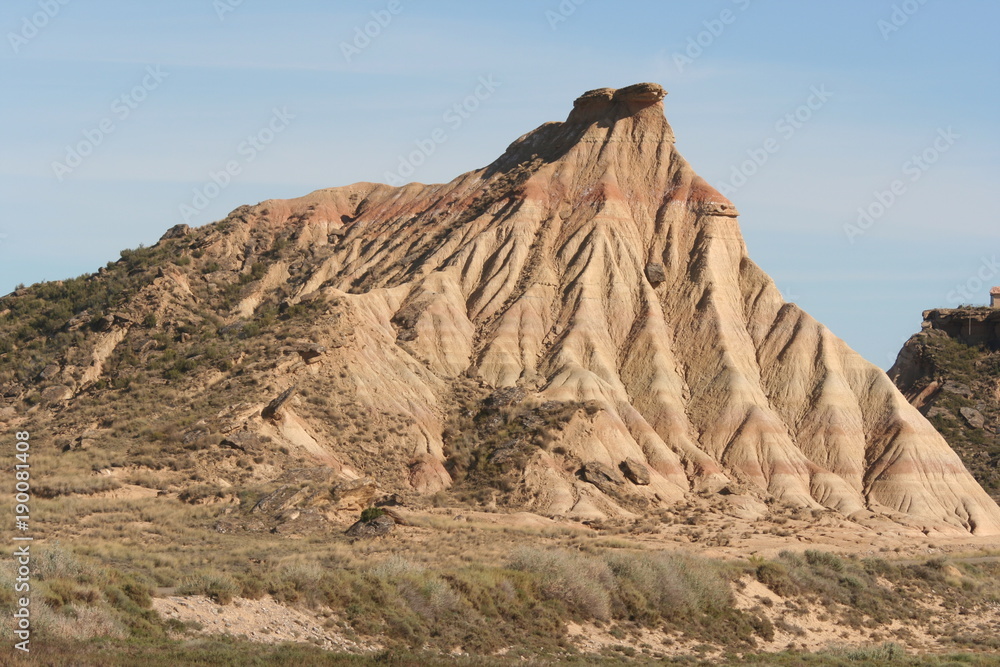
left=1, top=0, right=998, bottom=368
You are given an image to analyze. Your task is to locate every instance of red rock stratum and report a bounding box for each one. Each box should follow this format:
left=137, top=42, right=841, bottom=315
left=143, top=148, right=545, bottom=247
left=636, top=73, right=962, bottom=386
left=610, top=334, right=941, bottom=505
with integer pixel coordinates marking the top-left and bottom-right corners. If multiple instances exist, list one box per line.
left=208, top=82, right=999, bottom=534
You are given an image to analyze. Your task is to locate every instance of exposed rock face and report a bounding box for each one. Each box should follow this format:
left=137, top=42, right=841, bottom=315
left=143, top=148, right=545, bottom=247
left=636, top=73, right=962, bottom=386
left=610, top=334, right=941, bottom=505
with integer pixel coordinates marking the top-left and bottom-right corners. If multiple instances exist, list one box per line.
left=919, top=308, right=1000, bottom=350
left=890, top=308, right=1000, bottom=502
left=261, top=387, right=296, bottom=421
left=621, top=458, right=651, bottom=486
left=220, top=430, right=265, bottom=453
left=40, top=385, right=73, bottom=403
left=9, top=83, right=999, bottom=537
left=345, top=514, right=395, bottom=538
left=408, top=455, right=451, bottom=494
left=160, top=223, right=191, bottom=240
left=224, top=81, right=992, bottom=534
left=331, top=477, right=377, bottom=511
left=580, top=461, right=626, bottom=493
left=644, top=262, right=667, bottom=287
left=295, top=343, right=326, bottom=364
left=960, top=407, right=986, bottom=430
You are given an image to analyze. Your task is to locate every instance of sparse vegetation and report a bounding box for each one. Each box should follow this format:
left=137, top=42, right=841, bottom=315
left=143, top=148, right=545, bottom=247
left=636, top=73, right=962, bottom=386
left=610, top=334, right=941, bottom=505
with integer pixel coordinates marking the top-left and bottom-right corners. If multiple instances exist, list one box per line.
left=893, top=329, right=1000, bottom=499
left=3, top=193, right=1000, bottom=664
left=359, top=507, right=385, bottom=522
left=442, top=384, right=599, bottom=504
left=6, top=533, right=1000, bottom=663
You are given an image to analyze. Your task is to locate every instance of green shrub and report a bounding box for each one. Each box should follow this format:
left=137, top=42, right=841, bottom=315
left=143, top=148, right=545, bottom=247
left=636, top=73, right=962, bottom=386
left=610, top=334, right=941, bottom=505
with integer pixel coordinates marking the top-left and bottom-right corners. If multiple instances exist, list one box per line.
left=756, top=561, right=798, bottom=597
left=360, top=507, right=386, bottom=522
left=508, top=548, right=613, bottom=620
left=178, top=572, right=240, bottom=605
left=804, top=549, right=844, bottom=572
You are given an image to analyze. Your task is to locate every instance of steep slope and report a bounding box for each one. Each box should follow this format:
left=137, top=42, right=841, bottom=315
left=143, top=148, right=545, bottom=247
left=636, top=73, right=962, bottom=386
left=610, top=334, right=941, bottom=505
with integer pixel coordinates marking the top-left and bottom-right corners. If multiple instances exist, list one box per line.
left=890, top=308, right=1000, bottom=500
left=3, top=83, right=998, bottom=536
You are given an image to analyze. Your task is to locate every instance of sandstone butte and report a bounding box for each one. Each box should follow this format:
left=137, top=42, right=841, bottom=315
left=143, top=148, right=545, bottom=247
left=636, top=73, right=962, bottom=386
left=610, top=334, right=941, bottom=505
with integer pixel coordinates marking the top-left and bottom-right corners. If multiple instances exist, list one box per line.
left=38, top=82, right=1000, bottom=536
left=226, top=82, right=1000, bottom=534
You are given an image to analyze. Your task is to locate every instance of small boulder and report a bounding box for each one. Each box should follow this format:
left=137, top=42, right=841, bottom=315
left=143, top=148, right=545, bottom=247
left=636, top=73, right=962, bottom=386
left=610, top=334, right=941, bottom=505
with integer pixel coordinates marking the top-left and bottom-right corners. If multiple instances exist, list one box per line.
left=251, top=485, right=307, bottom=515
left=65, top=311, right=91, bottom=332
left=36, top=364, right=60, bottom=382
left=261, top=386, right=296, bottom=420
left=580, top=461, right=625, bottom=492
left=960, top=407, right=986, bottom=430
left=40, top=385, right=73, bottom=403
left=296, top=343, right=326, bottom=365
left=220, top=430, right=264, bottom=453
left=345, top=513, right=395, bottom=538
left=331, top=477, right=377, bottom=511
left=645, top=262, right=667, bottom=286
left=614, top=82, right=667, bottom=105
left=943, top=381, right=973, bottom=398
left=160, top=224, right=191, bottom=240
left=621, top=458, right=651, bottom=485
left=485, top=387, right=527, bottom=409
left=408, top=455, right=452, bottom=494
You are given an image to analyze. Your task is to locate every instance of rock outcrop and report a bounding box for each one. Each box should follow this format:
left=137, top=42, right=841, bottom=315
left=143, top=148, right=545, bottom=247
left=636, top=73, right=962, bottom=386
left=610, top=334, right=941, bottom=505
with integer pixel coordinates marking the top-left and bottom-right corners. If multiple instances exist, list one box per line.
left=345, top=513, right=395, bottom=538
left=890, top=307, right=1000, bottom=502
left=233, top=82, right=992, bottom=534
left=6, top=83, right=1000, bottom=537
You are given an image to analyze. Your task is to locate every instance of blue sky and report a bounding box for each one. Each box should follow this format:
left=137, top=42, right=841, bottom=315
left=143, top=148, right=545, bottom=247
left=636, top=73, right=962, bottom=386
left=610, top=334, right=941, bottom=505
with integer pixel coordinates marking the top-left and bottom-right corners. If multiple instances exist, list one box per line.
left=1, top=0, right=997, bottom=368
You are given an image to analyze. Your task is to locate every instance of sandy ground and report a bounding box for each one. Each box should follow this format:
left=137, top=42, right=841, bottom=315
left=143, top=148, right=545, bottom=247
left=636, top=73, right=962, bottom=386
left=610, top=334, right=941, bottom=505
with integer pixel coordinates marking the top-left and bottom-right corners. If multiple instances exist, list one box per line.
left=153, top=595, right=379, bottom=653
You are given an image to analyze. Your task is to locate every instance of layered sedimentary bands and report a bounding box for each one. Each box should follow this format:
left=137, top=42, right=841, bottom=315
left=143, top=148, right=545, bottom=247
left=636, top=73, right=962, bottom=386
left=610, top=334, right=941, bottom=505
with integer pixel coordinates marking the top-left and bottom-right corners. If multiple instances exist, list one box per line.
left=10, top=83, right=1000, bottom=535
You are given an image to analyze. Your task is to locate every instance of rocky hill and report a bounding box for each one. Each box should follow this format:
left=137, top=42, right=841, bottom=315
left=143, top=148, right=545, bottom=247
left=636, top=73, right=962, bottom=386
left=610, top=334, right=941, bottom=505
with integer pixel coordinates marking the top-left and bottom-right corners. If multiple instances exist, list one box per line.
left=889, top=307, right=1000, bottom=500
left=2, top=82, right=999, bottom=538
